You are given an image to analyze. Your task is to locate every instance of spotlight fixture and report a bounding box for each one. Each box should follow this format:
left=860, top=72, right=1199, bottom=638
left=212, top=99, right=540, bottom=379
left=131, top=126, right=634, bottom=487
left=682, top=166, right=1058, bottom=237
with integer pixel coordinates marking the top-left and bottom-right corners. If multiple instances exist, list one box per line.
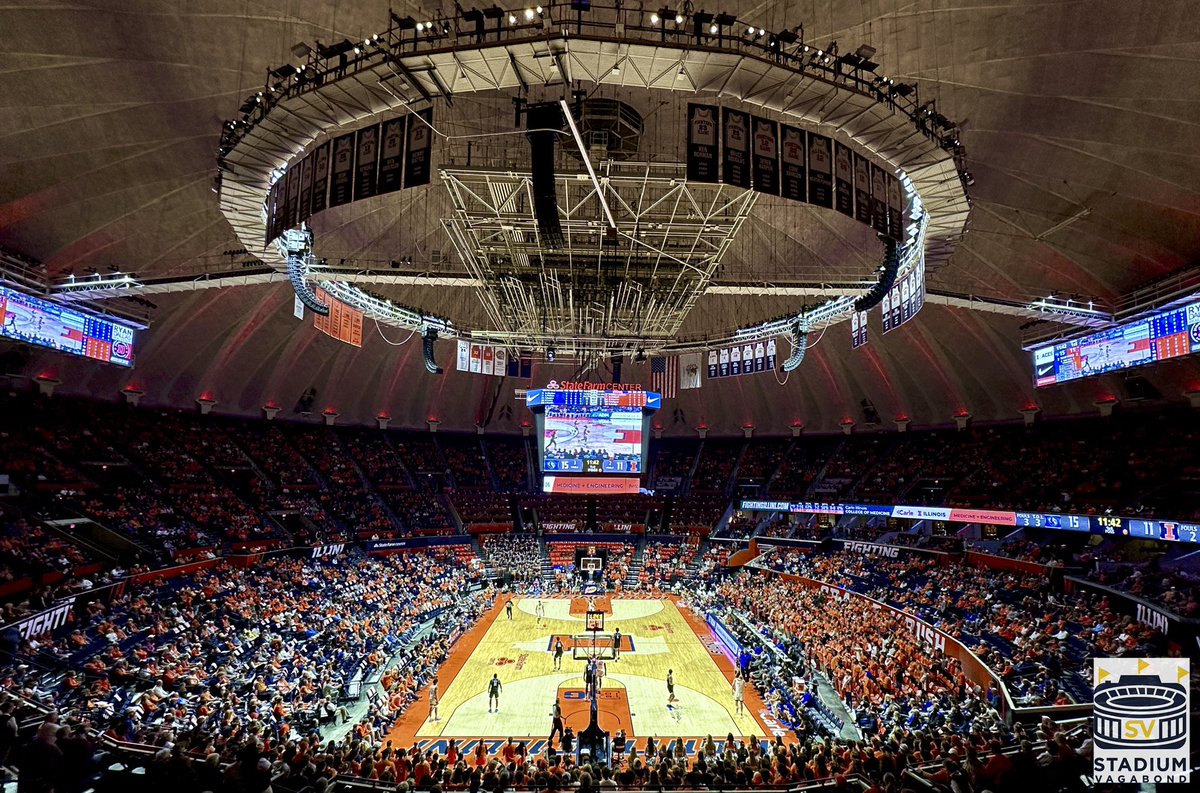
left=675, top=14, right=683, bottom=24
left=546, top=345, right=557, bottom=362
left=650, top=12, right=660, bottom=24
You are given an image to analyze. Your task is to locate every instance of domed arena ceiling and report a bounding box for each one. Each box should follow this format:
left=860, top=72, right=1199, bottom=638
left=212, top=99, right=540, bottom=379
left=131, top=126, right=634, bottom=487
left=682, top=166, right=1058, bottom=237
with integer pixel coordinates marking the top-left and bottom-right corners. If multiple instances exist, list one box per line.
left=1, top=0, right=1199, bottom=434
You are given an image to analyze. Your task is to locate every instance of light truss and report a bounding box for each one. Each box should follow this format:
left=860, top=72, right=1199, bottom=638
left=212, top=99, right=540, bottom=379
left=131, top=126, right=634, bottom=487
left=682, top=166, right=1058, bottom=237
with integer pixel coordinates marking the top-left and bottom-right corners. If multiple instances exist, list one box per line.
left=440, top=160, right=758, bottom=353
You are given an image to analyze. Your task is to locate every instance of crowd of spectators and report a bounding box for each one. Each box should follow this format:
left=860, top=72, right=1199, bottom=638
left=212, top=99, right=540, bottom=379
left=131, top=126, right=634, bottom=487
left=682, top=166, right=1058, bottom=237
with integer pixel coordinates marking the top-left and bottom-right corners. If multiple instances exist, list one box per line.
left=636, top=540, right=698, bottom=590
left=698, top=570, right=1094, bottom=791
left=754, top=550, right=1163, bottom=705
left=485, top=438, right=531, bottom=493
left=479, top=533, right=542, bottom=584
left=3, top=549, right=486, bottom=790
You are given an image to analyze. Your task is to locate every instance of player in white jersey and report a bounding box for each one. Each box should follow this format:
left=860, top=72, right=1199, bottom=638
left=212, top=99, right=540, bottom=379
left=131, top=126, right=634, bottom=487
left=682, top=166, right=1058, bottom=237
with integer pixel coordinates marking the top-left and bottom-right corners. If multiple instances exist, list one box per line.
left=732, top=673, right=745, bottom=716
left=535, top=600, right=545, bottom=625
left=429, top=679, right=440, bottom=721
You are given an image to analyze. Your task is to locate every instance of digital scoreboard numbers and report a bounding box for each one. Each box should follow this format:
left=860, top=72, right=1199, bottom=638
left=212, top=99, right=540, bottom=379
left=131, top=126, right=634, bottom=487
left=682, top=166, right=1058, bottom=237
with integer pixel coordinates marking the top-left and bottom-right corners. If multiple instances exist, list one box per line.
left=0, top=285, right=136, bottom=367
left=1033, top=298, right=1200, bottom=387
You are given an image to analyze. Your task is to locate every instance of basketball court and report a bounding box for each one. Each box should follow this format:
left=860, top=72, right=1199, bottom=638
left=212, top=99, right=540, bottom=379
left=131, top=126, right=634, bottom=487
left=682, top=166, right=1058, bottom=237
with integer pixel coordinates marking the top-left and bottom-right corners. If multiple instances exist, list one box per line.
left=387, top=597, right=782, bottom=755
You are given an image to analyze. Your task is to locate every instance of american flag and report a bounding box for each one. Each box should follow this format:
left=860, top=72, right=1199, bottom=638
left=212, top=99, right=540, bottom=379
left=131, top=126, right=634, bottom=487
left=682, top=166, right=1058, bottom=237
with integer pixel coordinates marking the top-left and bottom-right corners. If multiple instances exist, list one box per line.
left=650, top=355, right=678, bottom=398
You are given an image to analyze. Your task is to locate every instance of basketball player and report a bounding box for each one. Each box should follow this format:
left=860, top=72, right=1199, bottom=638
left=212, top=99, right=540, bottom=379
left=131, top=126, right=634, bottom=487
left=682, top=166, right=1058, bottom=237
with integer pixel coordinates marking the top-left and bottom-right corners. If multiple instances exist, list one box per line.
left=553, top=638, right=565, bottom=671
left=596, top=658, right=606, bottom=692
left=430, top=679, right=440, bottom=722
left=546, top=429, right=559, bottom=451
left=612, top=627, right=621, bottom=661
left=488, top=673, right=503, bottom=713
left=506, top=599, right=513, bottom=620
left=584, top=658, right=596, bottom=698
left=549, top=699, right=564, bottom=744
left=732, top=672, right=745, bottom=716
left=535, top=600, right=545, bottom=625
left=666, top=669, right=677, bottom=704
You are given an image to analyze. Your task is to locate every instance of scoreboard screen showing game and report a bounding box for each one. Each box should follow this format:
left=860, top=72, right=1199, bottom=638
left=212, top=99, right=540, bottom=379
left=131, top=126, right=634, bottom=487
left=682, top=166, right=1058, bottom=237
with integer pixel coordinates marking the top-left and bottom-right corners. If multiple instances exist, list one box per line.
left=0, top=285, right=136, bottom=367
left=1033, top=298, right=1200, bottom=387
left=542, top=404, right=644, bottom=474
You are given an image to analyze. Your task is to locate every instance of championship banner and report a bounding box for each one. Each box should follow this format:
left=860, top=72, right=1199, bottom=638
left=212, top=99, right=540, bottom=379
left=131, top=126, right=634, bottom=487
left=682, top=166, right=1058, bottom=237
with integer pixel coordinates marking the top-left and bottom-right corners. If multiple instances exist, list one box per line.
left=297, top=153, right=315, bottom=225
left=377, top=117, right=407, bottom=194
left=806, top=132, right=833, bottom=207
left=329, top=133, right=356, bottom=207
left=870, top=164, right=889, bottom=235
left=779, top=125, right=807, bottom=202
left=280, top=167, right=296, bottom=232
left=851, top=310, right=868, bottom=349
left=853, top=152, right=872, bottom=226
left=686, top=103, right=719, bottom=183
left=750, top=116, right=779, bottom=195
left=403, top=108, right=433, bottom=188
left=834, top=142, right=854, bottom=217
left=889, top=282, right=903, bottom=331
left=721, top=108, right=750, bottom=188
left=680, top=351, right=702, bottom=389
left=887, top=173, right=905, bottom=241
left=881, top=291, right=893, bottom=333
left=310, top=142, right=331, bottom=214
left=312, top=288, right=363, bottom=347
left=353, top=123, right=380, bottom=201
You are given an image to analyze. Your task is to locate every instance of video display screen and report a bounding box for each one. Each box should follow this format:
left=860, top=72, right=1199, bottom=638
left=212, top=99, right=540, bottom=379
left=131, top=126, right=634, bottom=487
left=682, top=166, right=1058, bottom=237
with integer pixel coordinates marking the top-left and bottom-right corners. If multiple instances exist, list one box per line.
left=0, top=285, right=135, bottom=367
left=541, top=404, right=644, bottom=474
left=1033, top=299, right=1200, bottom=386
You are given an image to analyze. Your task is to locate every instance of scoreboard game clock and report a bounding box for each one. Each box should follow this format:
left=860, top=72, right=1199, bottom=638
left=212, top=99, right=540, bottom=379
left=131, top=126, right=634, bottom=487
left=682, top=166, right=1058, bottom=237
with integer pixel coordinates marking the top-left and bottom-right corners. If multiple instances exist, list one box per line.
left=527, top=386, right=659, bottom=493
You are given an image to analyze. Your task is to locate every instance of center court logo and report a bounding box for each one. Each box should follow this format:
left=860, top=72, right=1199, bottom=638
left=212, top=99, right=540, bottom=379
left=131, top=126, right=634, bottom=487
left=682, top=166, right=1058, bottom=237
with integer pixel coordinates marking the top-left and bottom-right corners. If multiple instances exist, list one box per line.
left=1093, top=658, right=1189, bottom=784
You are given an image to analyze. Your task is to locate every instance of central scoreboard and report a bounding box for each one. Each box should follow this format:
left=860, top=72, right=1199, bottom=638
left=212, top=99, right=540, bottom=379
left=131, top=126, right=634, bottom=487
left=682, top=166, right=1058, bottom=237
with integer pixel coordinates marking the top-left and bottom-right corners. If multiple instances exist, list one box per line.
left=526, top=385, right=660, bottom=494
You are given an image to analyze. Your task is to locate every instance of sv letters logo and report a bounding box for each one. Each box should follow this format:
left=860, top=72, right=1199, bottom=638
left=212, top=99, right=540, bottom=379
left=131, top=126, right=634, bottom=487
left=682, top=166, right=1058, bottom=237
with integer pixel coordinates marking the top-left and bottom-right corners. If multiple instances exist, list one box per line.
left=1092, top=658, right=1189, bottom=784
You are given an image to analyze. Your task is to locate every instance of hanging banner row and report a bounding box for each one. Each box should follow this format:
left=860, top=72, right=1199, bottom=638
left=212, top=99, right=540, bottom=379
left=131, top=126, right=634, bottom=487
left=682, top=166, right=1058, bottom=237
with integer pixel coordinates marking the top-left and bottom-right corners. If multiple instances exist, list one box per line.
left=311, top=287, right=364, bottom=347
left=705, top=340, right=778, bottom=379
left=686, top=104, right=905, bottom=242
left=265, top=109, right=434, bottom=245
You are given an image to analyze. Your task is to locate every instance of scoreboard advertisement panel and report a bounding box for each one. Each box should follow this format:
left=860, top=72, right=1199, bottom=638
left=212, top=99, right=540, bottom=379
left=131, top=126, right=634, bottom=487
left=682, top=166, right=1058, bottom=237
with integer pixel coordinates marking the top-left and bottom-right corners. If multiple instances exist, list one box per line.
left=1033, top=298, right=1200, bottom=386
left=740, top=498, right=1200, bottom=544
left=0, top=285, right=136, bottom=367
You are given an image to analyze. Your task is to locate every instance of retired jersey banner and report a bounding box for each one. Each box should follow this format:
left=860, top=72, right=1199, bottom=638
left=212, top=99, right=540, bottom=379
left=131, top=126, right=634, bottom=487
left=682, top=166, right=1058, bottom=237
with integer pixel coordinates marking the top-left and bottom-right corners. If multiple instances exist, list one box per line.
left=403, top=108, right=434, bottom=188
left=806, top=132, right=833, bottom=208
left=310, top=142, right=331, bottom=214
left=881, top=291, right=893, bottom=334
left=456, top=340, right=506, bottom=377
left=377, top=117, right=407, bottom=194
left=353, top=124, right=380, bottom=201
left=285, top=164, right=302, bottom=230
left=889, top=282, right=903, bottom=331
left=298, top=154, right=315, bottom=225
left=780, top=125, right=807, bottom=202
left=751, top=116, right=779, bottom=195
left=834, top=142, right=854, bottom=218
left=901, top=274, right=914, bottom=325
left=871, top=164, right=890, bottom=236
left=329, top=133, right=356, bottom=207
left=707, top=343, right=773, bottom=379
left=853, top=152, right=873, bottom=226
left=887, top=173, right=905, bottom=241
left=686, top=104, right=719, bottom=183
left=851, top=310, right=869, bottom=349
left=265, top=180, right=281, bottom=244
left=721, top=108, right=750, bottom=188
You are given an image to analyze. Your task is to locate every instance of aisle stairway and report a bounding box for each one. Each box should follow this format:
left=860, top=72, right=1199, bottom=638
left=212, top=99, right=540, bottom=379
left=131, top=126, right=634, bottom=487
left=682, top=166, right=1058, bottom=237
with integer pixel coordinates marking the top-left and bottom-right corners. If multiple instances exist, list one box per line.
left=622, top=537, right=646, bottom=589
